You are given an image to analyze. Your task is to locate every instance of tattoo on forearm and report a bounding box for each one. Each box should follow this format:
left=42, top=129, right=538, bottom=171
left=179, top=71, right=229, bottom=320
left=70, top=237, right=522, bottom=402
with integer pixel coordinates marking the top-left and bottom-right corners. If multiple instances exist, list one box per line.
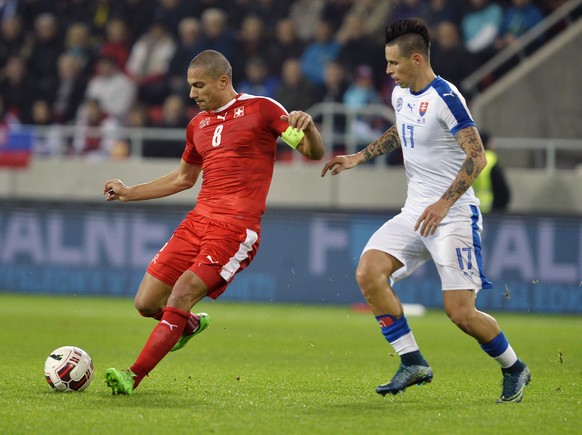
left=363, top=125, right=401, bottom=161
left=442, top=128, right=486, bottom=203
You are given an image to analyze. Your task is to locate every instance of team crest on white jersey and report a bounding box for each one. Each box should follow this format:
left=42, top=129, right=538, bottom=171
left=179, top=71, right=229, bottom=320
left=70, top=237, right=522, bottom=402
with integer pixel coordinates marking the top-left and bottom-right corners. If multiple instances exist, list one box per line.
left=199, top=117, right=210, bottom=129
left=395, top=98, right=403, bottom=112
left=419, top=102, right=429, bottom=117
left=234, top=107, right=245, bottom=118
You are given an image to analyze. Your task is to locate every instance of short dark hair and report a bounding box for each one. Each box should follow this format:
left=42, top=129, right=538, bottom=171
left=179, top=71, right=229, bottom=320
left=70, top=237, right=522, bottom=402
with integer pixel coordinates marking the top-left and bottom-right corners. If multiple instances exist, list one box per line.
left=385, top=18, right=430, bottom=58
left=189, top=50, right=232, bottom=80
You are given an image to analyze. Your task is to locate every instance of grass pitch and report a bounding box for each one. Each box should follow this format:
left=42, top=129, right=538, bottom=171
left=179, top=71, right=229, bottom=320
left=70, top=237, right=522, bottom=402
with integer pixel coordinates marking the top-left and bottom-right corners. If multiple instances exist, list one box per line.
left=0, top=293, right=580, bottom=434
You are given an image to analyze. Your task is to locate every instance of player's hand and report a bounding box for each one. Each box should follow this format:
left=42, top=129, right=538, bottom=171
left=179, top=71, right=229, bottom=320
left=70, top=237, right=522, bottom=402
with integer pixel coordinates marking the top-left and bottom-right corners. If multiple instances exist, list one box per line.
left=103, top=179, right=128, bottom=202
left=415, top=199, right=451, bottom=236
left=281, top=111, right=313, bottom=131
left=321, top=154, right=360, bottom=177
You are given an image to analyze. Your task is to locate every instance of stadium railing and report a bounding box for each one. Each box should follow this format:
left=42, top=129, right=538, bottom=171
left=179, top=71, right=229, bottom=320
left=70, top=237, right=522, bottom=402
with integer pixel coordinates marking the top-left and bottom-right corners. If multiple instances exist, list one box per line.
left=23, top=100, right=582, bottom=172
left=461, top=0, right=582, bottom=97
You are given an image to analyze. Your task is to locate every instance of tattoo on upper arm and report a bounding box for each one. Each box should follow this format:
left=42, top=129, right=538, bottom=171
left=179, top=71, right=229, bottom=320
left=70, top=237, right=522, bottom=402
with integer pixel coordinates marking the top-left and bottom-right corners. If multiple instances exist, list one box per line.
left=363, top=125, right=401, bottom=161
left=442, top=128, right=486, bottom=203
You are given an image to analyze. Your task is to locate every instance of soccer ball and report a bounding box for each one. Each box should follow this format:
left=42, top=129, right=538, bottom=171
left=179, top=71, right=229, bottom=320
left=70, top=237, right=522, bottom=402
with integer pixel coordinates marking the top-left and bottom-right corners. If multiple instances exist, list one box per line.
left=44, top=346, right=94, bottom=392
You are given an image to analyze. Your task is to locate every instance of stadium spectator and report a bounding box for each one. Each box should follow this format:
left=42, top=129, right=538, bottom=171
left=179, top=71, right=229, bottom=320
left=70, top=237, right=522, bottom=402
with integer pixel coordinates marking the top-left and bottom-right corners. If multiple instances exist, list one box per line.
left=0, top=14, right=26, bottom=67
left=153, top=0, right=194, bottom=40
left=167, top=17, right=203, bottom=100
left=191, top=0, right=231, bottom=18
left=58, top=0, right=106, bottom=32
left=0, top=55, right=37, bottom=123
left=30, top=99, right=52, bottom=126
left=237, top=56, right=280, bottom=98
left=125, top=101, right=151, bottom=129
left=342, top=65, right=382, bottom=110
left=126, top=19, right=176, bottom=105
left=391, top=0, right=430, bottom=23
left=51, top=53, right=90, bottom=124
left=109, top=0, right=157, bottom=45
left=84, top=55, right=136, bottom=122
left=196, top=8, right=238, bottom=64
left=343, top=0, right=395, bottom=43
left=424, top=0, right=467, bottom=31
left=122, top=101, right=155, bottom=155
left=288, top=0, right=326, bottom=42
left=321, top=0, right=354, bottom=33
left=299, top=20, right=341, bottom=86
left=142, top=94, right=191, bottom=158
left=319, top=61, right=349, bottom=105
left=266, top=17, right=306, bottom=76
left=97, top=18, right=132, bottom=71
left=461, top=0, right=504, bottom=62
left=239, top=0, right=291, bottom=33
left=62, top=22, right=96, bottom=78
left=0, top=0, right=24, bottom=21
left=495, top=0, right=545, bottom=50
left=101, top=50, right=324, bottom=395
left=235, top=14, right=275, bottom=77
left=24, top=12, right=63, bottom=101
left=71, top=98, right=120, bottom=159
left=321, top=18, right=530, bottom=404
left=0, top=93, right=20, bottom=127
left=335, top=13, right=385, bottom=88
left=430, top=21, right=479, bottom=87
left=342, top=65, right=384, bottom=146
left=473, top=131, right=511, bottom=213
left=275, top=57, right=322, bottom=112
left=312, top=61, right=349, bottom=155
left=29, top=99, right=62, bottom=156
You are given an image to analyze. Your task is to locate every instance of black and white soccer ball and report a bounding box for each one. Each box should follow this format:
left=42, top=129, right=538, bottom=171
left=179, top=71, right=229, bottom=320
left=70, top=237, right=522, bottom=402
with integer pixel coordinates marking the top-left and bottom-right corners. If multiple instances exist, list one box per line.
left=44, top=346, right=94, bottom=392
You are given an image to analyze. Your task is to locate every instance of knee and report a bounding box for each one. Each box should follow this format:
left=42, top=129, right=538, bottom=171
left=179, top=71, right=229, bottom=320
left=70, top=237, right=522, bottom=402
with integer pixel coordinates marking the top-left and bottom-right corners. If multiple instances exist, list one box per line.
left=133, top=294, right=162, bottom=316
left=446, top=306, right=475, bottom=332
left=355, top=263, right=385, bottom=300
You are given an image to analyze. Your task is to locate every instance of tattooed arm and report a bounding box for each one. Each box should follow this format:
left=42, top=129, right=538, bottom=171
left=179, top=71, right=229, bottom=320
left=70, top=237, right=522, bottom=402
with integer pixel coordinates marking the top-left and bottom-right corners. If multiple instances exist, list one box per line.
left=415, top=126, right=487, bottom=236
left=362, top=124, right=402, bottom=162
left=442, top=126, right=487, bottom=204
left=321, top=125, right=401, bottom=176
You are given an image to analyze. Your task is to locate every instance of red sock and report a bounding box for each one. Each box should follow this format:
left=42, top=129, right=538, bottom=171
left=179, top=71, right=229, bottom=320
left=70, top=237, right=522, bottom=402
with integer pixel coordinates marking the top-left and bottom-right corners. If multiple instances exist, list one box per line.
left=182, top=312, right=201, bottom=336
left=139, top=310, right=163, bottom=321
left=130, top=306, right=188, bottom=389
left=140, top=310, right=198, bottom=336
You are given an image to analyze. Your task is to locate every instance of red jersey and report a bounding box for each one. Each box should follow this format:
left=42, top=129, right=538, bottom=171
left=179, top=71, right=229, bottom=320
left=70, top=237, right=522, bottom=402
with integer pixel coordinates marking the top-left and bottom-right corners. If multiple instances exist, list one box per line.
left=182, top=93, right=290, bottom=231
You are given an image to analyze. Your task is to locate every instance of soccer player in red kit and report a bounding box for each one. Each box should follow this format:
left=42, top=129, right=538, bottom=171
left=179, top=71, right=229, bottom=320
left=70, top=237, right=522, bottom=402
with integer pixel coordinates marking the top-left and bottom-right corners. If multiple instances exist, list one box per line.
left=102, top=50, right=324, bottom=395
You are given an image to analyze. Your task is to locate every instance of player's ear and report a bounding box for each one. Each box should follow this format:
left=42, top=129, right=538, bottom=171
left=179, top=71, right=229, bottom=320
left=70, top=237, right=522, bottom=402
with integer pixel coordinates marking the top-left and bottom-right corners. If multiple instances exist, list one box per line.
left=412, top=53, right=422, bottom=67
left=218, top=75, right=228, bottom=90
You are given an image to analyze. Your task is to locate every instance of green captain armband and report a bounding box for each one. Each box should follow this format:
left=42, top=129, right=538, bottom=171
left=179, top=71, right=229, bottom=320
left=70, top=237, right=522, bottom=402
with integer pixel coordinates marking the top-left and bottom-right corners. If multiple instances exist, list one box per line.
left=281, top=126, right=305, bottom=149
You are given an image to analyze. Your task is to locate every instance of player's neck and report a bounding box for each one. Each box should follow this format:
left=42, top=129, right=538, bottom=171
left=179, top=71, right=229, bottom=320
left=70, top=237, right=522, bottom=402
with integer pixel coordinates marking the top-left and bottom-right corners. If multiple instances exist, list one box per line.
left=213, top=90, right=239, bottom=112
left=411, top=68, right=437, bottom=93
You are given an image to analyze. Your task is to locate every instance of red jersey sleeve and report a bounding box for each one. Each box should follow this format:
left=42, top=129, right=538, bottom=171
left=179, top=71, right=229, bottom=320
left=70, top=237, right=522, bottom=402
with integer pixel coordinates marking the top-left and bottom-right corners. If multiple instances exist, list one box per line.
left=258, top=97, right=290, bottom=139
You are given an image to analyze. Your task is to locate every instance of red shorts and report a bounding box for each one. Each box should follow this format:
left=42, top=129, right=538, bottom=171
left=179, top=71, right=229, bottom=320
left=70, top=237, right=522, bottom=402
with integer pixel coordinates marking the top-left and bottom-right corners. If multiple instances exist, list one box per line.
left=147, top=212, right=260, bottom=299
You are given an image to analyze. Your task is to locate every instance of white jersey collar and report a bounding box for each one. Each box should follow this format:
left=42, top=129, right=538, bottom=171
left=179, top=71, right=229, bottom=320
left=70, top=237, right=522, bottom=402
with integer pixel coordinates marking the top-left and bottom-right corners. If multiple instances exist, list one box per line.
left=212, top=93, right=243, bottom=113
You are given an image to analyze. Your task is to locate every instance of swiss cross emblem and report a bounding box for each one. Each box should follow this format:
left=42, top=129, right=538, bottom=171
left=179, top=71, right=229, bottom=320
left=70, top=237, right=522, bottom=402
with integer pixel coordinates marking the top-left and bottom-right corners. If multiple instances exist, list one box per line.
left=419, top=102, right=429, bottom=117
left=234, top=107, right=245, bottom=118
left=199, top=117, right=210, bottom=129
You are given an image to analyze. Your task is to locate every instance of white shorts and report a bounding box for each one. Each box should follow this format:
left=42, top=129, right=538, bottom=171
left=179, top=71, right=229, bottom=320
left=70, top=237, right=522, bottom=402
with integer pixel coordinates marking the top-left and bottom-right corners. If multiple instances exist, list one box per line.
left=362, top=205, right=492, bottom=292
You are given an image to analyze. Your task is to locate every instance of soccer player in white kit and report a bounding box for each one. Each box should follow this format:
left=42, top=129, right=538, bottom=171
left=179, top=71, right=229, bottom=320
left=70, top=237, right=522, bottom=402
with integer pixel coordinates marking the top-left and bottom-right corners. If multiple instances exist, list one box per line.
left=321, top=18, right=530, bottom=403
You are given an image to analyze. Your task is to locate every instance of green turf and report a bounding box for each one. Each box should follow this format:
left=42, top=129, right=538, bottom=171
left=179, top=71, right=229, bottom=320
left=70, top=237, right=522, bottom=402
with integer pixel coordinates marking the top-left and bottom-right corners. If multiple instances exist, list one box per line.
left=0, top=293, right=580, bottom=434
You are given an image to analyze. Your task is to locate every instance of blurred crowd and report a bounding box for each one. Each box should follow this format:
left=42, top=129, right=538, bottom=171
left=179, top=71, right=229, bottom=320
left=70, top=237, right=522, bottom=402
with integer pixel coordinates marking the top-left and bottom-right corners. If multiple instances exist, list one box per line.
left=0, top=0, right=563, bottom=159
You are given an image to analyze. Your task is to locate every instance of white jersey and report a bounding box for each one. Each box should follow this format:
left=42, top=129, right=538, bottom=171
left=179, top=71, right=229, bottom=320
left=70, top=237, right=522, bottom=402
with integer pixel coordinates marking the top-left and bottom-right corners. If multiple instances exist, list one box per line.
left=392, top=76, right=479, bottom=219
